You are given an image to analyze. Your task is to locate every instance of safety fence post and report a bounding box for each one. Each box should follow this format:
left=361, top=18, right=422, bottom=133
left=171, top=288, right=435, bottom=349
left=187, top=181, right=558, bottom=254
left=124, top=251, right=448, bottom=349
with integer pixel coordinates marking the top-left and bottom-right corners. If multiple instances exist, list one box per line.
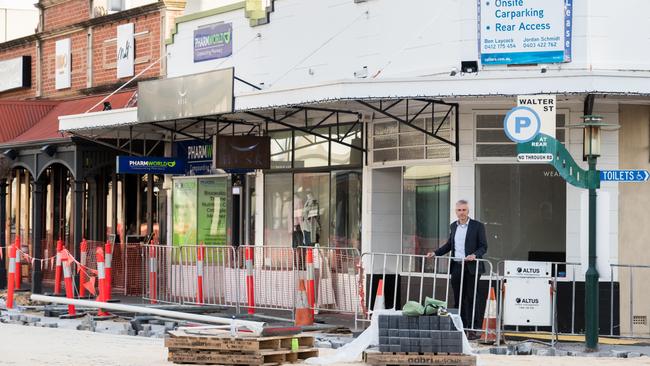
left=306, top=248, right=315, bottom=318
left=14, top=236, right=20, bottom=289
left=149, top=245, right=157, bottom=304
left=54, top=239, right=63, bottom=295
left=105, top=241, right=113, bottom=300
left=196, top=243, right=204, bottom=304
left=6, top=245, right=16, bottom=309
left=245, top=246, right=255, bottom=314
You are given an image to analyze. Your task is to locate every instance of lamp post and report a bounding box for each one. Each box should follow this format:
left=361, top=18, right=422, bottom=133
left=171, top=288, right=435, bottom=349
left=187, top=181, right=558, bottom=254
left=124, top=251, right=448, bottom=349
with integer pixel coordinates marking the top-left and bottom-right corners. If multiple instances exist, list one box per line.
left=576, top=115, right=618, bottom=351
left=582, top=115, right=601, bottom=351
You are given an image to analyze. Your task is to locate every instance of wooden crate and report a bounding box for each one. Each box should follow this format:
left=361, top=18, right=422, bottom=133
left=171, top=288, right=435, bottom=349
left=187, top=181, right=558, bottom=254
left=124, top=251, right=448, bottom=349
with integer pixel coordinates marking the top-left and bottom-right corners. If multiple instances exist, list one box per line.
left=363, top=350, right=476, bottom=366
left=166, top=330, right=318, bottom=365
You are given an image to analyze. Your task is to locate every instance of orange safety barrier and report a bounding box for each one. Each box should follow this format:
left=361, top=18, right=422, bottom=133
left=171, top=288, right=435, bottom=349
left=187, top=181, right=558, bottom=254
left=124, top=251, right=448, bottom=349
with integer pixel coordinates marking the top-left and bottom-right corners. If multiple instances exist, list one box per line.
left=306, top=248, right=315, bottom=315
left=6, top=245, right=16, bottom=309
left=295, top=279, right=313, bottom=326
left=54, top=239, right=63, bottom=295
left=148, top=245, right=157, bottom=304
left=96, top=247, right=109, bottom=316
left=61, top=250, right=76, bottom=315
left=79, top=239, right=88, bottom=298
left=196, top=244, right=205, bottom=304
left=374, top=279, right=385, bottom=311
left=245, top=246, right=255, bottom=315
left=14, top=237, right=21, bottom=289
left=479, top=286, right=498, bottom=344
left=104, top=241, right=113, bottom=300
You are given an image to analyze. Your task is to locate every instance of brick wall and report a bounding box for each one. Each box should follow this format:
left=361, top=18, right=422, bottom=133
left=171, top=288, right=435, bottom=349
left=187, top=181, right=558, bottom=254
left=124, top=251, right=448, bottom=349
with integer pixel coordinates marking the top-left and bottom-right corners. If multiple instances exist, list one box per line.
left=92, top=10, right=162, bottom=86
left=0, top=42, right=38, bottom=100
left=43, top=0, right=90, bottom=32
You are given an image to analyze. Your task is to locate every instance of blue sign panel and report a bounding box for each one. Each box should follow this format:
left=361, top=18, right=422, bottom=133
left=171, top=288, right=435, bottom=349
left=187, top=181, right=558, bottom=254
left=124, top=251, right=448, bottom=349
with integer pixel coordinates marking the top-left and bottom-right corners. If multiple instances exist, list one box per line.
left=116, top=156, right=185, bottom=175
left=174, top=140, right=213, bottom=175
left=600, top=170, right=649, bottom=182
left=193, top=22, right=233, bottom=63
left=478, top=0, right=573, bottom=65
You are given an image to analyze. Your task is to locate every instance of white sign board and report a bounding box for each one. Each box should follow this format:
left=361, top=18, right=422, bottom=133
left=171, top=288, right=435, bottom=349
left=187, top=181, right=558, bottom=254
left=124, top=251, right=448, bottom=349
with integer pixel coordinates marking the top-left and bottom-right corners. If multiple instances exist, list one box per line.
left=55, top=38, right=71, bottom=90
left=117, top=23, right=134, bottom=78
left=503, top=277, right=552, bottom=326
left=517, top=95, right=556, bottom=138
left=0, top=56, right=29, bottom=93
left=479, top=0, right=573, bottom=65
left=504, top=260, right=552, bottom=278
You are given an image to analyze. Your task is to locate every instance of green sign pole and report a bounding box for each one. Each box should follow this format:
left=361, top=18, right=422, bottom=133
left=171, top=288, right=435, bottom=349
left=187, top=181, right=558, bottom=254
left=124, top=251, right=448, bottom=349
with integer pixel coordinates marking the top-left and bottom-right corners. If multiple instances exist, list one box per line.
left=585, top=154, right=599, bottom=350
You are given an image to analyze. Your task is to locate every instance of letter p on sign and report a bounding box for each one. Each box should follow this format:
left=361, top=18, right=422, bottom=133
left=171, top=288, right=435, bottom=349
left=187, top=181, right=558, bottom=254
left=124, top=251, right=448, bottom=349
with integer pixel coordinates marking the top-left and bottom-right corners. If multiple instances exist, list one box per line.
left=504, top=107, right=541, bottom=143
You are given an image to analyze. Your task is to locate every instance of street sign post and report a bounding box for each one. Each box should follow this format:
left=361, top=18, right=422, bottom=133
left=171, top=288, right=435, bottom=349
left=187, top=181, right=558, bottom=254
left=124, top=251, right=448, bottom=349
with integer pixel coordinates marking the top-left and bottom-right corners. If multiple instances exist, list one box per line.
left=599, top=170, right=649, bottom=182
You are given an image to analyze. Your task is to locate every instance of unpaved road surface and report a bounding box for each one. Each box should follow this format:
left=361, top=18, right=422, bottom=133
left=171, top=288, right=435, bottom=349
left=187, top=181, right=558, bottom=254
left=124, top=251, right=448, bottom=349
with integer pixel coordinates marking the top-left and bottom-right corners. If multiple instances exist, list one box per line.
left=2, top=323, right=650, bottom=366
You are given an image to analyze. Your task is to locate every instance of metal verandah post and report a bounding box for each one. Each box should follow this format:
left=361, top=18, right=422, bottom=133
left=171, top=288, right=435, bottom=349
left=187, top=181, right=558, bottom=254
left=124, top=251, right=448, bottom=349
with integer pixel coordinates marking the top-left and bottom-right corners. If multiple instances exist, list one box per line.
left=585, top=154, right=599, bottom=350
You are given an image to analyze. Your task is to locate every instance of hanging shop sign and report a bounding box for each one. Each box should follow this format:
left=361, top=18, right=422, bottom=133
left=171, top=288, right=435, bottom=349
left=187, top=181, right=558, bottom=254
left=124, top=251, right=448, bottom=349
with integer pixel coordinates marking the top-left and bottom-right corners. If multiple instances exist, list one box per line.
left=55, top=38, right=71, bottom=89
left=479, top=0, right=573, bottom=65
left=194, top=22, right=232, bottom=62
left=138, top=67, right=234, bottom=123
left=116, top=23, right=135, bottom=78
left=214, top=135, right=271, bottom=170
left=116, top=156, right=186, bottom=175
left=174, top=140, right=214, bottom=175
left=0, top=56, right=31, bottom=93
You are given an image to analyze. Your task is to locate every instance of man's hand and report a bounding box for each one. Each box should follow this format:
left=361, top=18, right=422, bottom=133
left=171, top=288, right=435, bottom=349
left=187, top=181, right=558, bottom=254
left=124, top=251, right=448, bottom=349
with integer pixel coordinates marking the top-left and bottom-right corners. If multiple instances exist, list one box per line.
left=426, top=252, right=435, bottom=258
left=465, top=254, right=476, bottom=261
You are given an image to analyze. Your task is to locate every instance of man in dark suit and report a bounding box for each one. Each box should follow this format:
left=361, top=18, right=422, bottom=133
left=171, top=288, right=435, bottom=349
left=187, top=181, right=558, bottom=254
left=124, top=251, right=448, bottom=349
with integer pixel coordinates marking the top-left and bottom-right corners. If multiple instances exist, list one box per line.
left=427, top=200, right=488, bottom=336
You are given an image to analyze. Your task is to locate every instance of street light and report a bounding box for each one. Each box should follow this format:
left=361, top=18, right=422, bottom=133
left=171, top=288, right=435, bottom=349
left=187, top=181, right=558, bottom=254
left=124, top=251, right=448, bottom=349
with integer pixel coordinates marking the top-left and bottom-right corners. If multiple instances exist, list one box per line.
left=570, top=115, right=619, bottom=351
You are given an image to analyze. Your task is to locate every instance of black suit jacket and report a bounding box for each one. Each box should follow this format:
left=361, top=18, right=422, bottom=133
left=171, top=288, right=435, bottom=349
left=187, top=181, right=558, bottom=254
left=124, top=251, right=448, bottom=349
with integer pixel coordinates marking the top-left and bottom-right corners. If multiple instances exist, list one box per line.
left=434, top=219, right=488, bottom=275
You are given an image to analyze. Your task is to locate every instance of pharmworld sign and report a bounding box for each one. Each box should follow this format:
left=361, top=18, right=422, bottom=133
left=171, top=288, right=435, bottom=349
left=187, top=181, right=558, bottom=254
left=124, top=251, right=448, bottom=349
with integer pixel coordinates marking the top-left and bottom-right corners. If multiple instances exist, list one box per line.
left=116, top=156, right=185, bottom=175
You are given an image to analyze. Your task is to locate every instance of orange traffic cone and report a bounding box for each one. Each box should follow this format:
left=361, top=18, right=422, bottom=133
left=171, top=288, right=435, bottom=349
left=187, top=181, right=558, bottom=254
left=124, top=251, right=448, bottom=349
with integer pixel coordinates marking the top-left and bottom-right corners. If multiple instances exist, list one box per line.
left=479, top=287, right=498, bottom=344
left=295, top=279, right=313, bottom=326
left=373, top=279, right=385, bottom=311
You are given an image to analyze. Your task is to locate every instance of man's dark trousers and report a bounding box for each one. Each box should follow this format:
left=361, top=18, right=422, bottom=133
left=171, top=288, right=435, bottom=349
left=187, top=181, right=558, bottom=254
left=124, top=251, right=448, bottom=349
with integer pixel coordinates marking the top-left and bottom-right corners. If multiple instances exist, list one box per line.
left=451, top=261, right=481, bottom=330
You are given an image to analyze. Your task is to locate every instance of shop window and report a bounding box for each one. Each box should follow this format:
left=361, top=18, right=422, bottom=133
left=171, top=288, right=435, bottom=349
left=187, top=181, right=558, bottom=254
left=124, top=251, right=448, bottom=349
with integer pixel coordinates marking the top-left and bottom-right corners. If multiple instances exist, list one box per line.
left=270, top=131, right=292, bottom=169
left=331, top=171, right=362, bottom=249
left=293, top=173, right=330, bottom=247
left=475, top=164, right=566, bottom=267
left=372, top=117, right=451, bottom=163
left=294, top=128, right=329, bottom=168
left=476, top=114, right=566, bottom=157
left=331, top=125, right=362, bottom=166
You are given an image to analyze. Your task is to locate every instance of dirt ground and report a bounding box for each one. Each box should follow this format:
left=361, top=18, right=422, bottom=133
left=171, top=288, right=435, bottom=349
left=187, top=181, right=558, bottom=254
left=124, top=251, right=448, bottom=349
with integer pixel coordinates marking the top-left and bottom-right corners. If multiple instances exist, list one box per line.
left=1, top=323, right=650, bottom=366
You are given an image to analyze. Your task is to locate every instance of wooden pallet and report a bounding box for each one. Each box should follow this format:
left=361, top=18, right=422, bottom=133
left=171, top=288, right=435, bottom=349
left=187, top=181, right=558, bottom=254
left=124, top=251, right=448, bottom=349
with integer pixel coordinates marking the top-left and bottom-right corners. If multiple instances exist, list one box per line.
left=166, top=330, right=318, bottom=365
left=363, top=350, right=476, bottom=366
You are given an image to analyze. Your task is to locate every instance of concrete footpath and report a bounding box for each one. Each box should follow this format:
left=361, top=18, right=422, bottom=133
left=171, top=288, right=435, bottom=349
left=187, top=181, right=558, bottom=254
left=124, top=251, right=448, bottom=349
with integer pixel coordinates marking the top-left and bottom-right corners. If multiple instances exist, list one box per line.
left=2, top=322, right=650, bottom=366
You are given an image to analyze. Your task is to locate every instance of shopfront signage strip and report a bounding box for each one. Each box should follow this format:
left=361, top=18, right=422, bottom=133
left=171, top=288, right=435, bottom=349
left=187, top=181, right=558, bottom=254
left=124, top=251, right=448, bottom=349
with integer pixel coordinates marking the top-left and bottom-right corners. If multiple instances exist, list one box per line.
left=116, top=156, right=186, bottom=175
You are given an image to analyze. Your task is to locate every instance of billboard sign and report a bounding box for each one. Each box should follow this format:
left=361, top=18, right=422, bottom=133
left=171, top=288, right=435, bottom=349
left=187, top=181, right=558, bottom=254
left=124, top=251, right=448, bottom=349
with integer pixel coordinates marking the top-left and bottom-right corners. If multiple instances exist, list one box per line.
left=117, top=23, right=135, bottom=78
left=479, top=0, right=573, bottom=65
left=116, top=156, right=186, bottom=175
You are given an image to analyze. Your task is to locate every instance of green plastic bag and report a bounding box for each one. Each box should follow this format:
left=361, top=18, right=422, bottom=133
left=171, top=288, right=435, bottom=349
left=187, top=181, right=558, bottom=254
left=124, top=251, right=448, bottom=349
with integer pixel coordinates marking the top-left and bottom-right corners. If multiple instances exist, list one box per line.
left=402, top=301, right=425, bottom=316
left=423, top=297, right=447, bottom=315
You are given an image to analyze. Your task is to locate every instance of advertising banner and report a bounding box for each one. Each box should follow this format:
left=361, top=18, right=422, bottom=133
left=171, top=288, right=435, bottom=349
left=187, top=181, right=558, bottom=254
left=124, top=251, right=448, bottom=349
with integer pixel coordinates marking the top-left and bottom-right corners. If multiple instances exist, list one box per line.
left=0, top=56, right=30, bottom=93
left=172, top=179, right=197, bottom=246
left=117, top=23, right=135, bottom=78
left=479, top=0, right=573, bottom=65
left=55, top=38, right=71, bottom=89
left=194, top=22, right=233, bottom=62
left=116, top=156, right=185, bottom=175
left=174, top=140, right=213, bottom=175
left=197, top=177, right=228, bottom=245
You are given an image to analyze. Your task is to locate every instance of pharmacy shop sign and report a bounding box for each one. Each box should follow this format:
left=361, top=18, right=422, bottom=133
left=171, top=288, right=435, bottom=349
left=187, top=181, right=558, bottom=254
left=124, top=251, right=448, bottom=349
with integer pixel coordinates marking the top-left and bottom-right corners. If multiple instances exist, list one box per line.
left=479, top=0, right=573, bottom=65
left=194, top=22, right=233, bottom=62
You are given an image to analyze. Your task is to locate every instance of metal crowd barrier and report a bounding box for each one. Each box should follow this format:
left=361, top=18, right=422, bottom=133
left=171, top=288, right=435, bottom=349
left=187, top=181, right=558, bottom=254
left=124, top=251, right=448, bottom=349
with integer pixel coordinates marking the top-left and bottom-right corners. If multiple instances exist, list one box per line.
left=356, top=252, right=494, bottom=333
left=610, top=263, right=650, bottom=338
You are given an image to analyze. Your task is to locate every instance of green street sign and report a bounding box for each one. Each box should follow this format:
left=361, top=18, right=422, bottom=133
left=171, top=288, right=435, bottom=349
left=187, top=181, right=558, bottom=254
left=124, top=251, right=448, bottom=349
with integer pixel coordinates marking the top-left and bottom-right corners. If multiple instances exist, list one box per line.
left=517, top=134, right=600, bottom=189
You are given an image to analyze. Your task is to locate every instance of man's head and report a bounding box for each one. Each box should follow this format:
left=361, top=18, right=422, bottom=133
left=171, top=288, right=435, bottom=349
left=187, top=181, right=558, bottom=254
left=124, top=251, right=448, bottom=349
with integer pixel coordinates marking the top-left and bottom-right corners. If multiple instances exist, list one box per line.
left=455, top=199, right=469, bottom=223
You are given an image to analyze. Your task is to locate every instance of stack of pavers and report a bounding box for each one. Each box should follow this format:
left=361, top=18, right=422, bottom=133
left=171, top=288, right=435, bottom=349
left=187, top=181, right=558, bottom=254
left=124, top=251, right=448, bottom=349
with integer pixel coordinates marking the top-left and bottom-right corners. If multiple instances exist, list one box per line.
left=378, top=315, right=463, bottom=354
